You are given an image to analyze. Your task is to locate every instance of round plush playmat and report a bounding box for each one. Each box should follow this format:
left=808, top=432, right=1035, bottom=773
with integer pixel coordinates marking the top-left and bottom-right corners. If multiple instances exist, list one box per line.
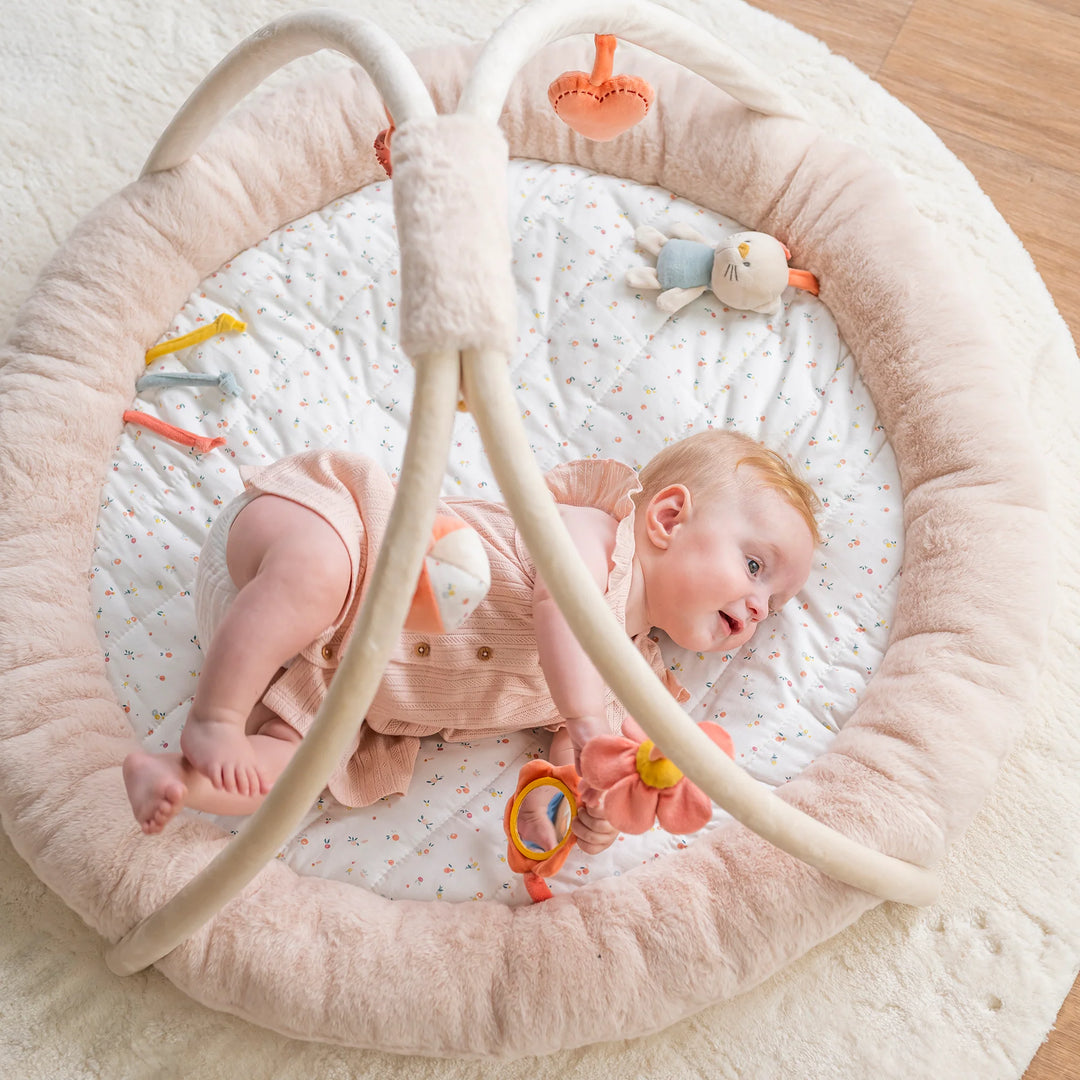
left=1, top=1, right=1077, bottom=1077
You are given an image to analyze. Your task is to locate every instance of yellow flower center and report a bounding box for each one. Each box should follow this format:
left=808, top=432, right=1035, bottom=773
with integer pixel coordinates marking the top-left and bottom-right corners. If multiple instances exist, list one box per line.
left=634, top=740, right=684, bottom=790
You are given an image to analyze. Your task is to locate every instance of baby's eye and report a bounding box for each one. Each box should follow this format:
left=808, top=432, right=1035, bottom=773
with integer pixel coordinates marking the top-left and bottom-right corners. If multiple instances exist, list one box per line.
left=747, top=558, right=761, bottom=575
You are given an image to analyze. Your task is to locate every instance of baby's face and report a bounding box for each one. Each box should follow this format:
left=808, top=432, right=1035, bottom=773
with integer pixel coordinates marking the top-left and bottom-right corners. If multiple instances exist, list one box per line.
left=645, top=484, right=814, bottom=654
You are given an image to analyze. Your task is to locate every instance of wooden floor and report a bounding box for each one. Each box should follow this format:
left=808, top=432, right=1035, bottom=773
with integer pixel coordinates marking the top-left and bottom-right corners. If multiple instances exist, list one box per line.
left=748, top=1, right=1080, bottom=1076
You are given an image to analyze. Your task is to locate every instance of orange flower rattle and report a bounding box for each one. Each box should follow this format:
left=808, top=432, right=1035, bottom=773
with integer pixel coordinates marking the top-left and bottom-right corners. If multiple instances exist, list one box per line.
left=504, top=719, right=734, bottom=901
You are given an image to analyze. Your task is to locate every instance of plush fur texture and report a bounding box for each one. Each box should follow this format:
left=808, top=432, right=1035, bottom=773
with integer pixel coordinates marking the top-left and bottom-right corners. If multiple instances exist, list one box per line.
left=0, top=13, right=1070, bottom=1072
left=393, top=114, right=516, bottom=359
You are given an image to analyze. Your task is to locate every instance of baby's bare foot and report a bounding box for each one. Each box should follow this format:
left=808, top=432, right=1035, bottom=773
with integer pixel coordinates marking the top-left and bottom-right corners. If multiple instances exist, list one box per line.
left=180, top=710, right=262, bottom=796
left=123, top=750, right=187, bottom=835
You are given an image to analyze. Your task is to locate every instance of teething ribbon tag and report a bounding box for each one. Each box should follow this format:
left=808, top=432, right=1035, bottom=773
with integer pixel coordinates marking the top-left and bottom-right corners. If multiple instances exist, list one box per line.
left=136, top=371, right=242, bottom=396
left=123, top=410, right=226, bottom=453
left=548, top=35, right=654, bottom=142
left=144, top=312, right=246, bottom=364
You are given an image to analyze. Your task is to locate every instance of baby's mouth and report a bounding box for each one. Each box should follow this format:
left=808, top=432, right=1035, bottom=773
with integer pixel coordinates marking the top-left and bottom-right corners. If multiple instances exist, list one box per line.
left=721, top=611, right=744, bottom=636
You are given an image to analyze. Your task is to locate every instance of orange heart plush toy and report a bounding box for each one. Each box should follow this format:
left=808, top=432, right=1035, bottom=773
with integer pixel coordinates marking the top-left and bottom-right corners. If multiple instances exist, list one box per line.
left=548, top=35, right=654, bottom=142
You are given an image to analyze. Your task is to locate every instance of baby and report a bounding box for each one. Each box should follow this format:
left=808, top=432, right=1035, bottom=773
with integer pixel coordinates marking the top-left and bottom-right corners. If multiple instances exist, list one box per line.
left=123, top=429, right=819, bottom=856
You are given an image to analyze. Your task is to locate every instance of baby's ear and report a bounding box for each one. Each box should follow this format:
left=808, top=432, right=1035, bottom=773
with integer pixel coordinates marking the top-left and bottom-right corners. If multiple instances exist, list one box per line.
left=644, top=484, right=690, bottom=548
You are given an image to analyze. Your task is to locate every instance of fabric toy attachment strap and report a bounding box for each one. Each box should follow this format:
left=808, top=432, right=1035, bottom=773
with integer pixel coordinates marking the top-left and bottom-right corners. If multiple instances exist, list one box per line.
left=547, top=34, right=654, bottom=141
left=136, top=371, right=242, bottom=396
left=144, top=312, right=246, bottom=364
left=122, top=410, right=226, bottom=453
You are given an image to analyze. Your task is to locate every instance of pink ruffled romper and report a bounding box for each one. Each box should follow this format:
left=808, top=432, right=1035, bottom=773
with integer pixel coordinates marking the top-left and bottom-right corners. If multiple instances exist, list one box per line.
left=196, top=450, right=689, bottom=807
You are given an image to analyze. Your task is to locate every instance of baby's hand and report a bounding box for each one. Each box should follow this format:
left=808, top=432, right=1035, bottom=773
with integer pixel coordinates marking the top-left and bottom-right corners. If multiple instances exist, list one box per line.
left=572, top=797, right=620, bottom=855
left=563, top=715, right=622, bottom=853
left=564, top=713, right=611, bottom=775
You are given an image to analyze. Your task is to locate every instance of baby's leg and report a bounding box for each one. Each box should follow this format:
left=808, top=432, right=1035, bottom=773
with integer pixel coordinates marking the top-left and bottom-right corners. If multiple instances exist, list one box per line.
left=180, top=493, right=351, bottom=795
left=124, top=703, right=302, bottom=833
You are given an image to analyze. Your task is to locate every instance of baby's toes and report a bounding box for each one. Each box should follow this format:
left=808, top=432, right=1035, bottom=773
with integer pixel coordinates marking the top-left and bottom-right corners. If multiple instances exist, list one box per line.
left=237, top=764, right=257, bottom=798
left=219, top=763, right=238, bottom=794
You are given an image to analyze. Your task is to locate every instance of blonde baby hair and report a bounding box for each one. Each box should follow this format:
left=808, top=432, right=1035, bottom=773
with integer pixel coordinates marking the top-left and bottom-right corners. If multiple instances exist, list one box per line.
left=635, top=429, right=821, bottom=544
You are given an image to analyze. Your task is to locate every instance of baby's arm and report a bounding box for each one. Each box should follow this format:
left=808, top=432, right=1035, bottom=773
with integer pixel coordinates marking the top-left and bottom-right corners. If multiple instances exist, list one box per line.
left=533, top=505, right=616, bottom=759
left=533, top=505, right=622, bottom=854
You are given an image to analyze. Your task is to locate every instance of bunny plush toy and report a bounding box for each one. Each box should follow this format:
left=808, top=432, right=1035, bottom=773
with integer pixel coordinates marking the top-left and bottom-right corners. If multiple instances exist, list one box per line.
left=626, top=222, right=819, bottom=316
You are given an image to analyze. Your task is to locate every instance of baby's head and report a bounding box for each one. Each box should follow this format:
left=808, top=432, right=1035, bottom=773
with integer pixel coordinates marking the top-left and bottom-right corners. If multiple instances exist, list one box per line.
left=633, top=430, right=819, bottom=653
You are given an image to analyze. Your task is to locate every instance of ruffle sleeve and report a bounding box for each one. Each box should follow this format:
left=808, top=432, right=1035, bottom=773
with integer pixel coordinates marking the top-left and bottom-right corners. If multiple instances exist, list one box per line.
left=542, top=458, right=689, bottom=706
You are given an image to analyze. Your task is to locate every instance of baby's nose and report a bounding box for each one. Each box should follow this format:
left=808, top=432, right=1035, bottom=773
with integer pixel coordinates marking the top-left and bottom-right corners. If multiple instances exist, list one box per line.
left=745, top=592, right=767, bottom=622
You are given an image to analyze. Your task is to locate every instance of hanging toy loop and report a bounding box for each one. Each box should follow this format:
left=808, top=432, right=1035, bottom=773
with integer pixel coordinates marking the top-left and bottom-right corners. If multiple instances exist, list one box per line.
left=588, top=33, right=617, bottom=85
left=548, top=34, right=654, bottom=142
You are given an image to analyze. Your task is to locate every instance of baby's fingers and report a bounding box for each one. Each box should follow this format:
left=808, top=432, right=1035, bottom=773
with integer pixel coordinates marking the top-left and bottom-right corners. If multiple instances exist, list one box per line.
left=572, top=808, right=620, bottom=855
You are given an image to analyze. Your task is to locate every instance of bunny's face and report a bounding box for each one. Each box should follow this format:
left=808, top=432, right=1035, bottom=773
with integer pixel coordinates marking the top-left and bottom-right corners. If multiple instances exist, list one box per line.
left=710, top=231, right=791, bottom=314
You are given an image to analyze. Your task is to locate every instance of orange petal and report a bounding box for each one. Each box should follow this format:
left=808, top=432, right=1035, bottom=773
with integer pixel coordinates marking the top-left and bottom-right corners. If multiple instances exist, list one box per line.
left=602, top=775, right=659, bottom=834
left=579, top=736, right=637, bottom=790
left=656, top=780, right=713, bottom=834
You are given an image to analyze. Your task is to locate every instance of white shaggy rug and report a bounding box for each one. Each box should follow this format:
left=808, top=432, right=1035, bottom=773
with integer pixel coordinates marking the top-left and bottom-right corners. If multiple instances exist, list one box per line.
left=1, top=1, right=1078, bottom=1077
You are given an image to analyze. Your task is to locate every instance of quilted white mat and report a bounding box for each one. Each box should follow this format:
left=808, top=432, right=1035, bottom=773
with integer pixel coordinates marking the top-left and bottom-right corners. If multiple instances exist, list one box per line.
left=91, top=159, right=901, bottom=904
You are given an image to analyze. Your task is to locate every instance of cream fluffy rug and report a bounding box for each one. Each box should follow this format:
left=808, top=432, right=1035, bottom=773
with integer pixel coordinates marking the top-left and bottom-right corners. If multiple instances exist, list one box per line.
left=1, top=1, right=1078, bottom=1077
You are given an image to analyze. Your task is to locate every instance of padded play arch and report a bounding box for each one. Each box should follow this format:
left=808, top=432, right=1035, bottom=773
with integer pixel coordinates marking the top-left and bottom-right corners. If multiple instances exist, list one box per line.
left=0, top=0, right=1051, bottom=1058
